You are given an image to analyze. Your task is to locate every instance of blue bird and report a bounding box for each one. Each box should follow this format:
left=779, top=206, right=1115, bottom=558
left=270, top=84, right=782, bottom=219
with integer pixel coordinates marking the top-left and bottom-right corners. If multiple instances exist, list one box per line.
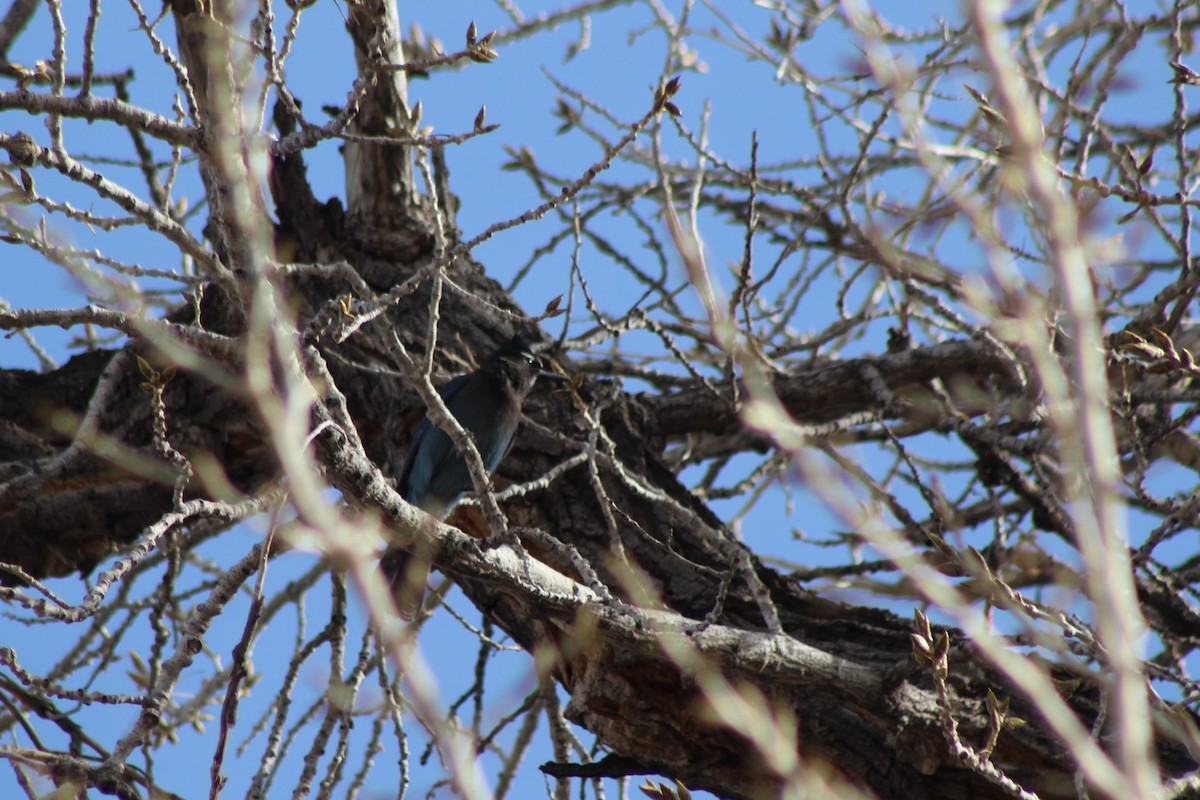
left=384, top=336, right=563, bottom=616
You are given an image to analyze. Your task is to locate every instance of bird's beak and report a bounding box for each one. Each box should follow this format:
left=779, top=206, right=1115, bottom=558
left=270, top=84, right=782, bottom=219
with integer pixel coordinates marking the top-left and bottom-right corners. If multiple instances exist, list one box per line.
left=537, top=369, right=570, bottom=383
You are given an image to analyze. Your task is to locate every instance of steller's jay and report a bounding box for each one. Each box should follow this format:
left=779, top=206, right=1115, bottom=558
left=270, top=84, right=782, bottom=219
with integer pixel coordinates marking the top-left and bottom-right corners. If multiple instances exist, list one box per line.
left=383, top=336, right=564, bottom=616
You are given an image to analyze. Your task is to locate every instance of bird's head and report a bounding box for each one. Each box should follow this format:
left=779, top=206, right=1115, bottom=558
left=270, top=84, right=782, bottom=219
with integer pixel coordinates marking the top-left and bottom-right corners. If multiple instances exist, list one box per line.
left=492, top=335, right=566, bottom=396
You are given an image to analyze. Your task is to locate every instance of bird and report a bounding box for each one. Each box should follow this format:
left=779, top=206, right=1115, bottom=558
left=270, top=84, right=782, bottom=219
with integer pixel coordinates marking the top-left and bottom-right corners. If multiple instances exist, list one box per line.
left=383, top=335, right=564, bottom=616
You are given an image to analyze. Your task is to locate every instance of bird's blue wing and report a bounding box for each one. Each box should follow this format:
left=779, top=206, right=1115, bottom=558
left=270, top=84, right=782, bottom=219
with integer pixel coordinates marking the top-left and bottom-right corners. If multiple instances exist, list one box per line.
left=397, top=374, right=474, bottom=515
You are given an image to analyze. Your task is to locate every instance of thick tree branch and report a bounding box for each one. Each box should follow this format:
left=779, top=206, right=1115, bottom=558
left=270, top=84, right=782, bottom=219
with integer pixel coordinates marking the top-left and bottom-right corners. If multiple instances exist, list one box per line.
left=643, top=339, right=1021, bottom=436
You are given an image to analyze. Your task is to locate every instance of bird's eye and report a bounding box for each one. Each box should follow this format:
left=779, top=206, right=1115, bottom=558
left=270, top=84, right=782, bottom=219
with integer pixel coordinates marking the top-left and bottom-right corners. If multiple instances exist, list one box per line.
left=522, top=352, right=536, bottom=364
